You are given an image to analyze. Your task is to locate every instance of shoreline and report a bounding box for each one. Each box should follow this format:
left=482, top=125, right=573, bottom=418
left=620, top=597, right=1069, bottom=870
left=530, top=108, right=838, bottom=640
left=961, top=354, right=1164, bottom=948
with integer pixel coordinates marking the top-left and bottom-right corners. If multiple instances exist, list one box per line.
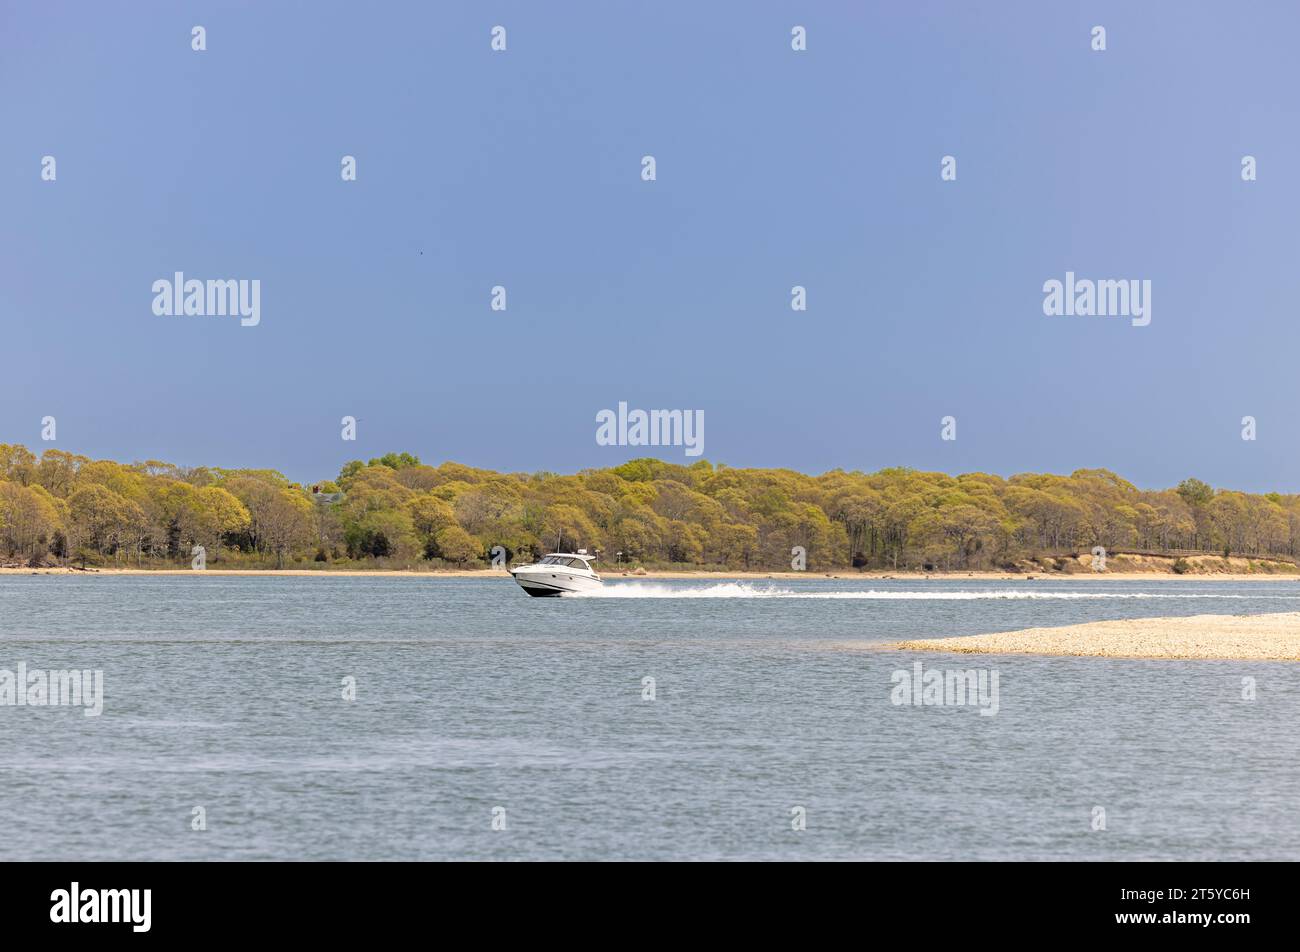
left=2, top=566, right=1298, bottom=582
left=884, top=612, right=1300, bottom=661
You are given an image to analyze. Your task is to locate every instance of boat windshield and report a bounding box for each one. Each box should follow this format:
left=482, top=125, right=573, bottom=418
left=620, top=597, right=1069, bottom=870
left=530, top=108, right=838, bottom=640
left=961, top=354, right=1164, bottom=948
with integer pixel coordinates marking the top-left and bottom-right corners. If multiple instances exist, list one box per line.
left=540, top=556, right=589, bottom=567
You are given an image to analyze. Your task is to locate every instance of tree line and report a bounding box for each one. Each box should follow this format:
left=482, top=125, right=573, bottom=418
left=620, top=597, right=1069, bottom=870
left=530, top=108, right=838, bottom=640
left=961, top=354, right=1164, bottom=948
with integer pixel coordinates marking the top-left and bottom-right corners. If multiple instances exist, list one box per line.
left=1, top=444, right=1297, bottom=571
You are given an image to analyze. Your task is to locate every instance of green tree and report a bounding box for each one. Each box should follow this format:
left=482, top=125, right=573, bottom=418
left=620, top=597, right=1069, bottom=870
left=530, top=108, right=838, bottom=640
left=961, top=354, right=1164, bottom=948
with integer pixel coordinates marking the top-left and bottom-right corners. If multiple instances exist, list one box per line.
left=433, top=525, right=480, bottom=565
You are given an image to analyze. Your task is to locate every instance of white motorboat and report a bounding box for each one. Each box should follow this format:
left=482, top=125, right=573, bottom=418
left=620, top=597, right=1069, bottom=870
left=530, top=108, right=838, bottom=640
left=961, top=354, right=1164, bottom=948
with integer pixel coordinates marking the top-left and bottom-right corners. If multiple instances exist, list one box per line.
left=510, top=550, right=602, bottom=597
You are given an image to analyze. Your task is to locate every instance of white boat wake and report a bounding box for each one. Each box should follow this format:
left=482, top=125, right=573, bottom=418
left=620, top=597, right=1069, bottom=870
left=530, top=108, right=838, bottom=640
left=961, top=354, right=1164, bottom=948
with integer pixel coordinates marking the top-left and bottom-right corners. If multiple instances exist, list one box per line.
left=568, top=582, right=1300, bottom=600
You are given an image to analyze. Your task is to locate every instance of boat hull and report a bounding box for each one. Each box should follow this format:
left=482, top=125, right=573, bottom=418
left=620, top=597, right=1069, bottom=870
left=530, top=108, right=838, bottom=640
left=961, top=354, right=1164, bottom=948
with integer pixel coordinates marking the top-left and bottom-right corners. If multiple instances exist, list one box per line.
left=511, top=569, right=601, bottom=597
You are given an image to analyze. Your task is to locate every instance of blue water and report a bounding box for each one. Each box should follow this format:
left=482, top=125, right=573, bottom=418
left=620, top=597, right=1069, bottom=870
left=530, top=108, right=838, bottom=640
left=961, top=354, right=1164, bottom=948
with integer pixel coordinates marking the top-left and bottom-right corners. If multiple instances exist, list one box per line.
left=1, top=575, right=1297, bottom=860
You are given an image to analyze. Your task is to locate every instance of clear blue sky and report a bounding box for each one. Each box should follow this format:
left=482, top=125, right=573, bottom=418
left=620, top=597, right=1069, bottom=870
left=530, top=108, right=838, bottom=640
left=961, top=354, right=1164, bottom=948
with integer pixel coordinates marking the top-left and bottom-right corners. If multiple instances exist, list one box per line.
left=3, top=1, right=1297, bottom=491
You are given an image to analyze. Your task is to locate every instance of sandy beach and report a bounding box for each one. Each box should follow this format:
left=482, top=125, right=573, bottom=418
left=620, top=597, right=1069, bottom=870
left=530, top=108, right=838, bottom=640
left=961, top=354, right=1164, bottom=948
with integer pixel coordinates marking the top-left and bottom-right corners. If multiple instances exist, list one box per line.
left=887, top=612, right=1300, bottom=661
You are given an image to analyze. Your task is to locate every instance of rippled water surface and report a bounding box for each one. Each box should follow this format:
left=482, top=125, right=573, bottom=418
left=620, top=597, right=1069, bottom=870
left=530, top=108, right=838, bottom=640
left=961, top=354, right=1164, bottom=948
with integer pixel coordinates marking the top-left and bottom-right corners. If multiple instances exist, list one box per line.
left=1, top=574, right=1297, bottom=860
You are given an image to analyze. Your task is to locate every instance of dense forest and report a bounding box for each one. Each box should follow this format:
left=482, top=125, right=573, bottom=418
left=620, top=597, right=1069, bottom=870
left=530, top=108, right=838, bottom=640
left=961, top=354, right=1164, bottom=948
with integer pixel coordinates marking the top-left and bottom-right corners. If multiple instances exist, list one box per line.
left=1, top=443, right=1298, bottom=572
